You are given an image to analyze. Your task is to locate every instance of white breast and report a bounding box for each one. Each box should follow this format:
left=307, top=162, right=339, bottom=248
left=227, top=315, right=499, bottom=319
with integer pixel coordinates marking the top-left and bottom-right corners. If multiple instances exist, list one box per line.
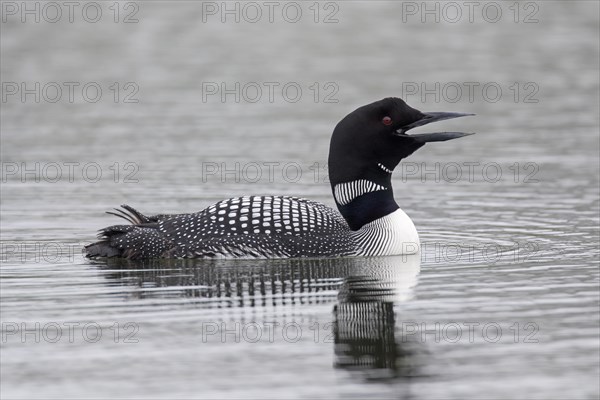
left=350, top=209, right=420, bottom=256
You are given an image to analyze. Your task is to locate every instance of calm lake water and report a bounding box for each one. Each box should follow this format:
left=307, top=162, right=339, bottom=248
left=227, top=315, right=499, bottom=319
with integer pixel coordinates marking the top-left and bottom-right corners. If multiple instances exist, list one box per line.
left=1, top=1, right=599, bottom=399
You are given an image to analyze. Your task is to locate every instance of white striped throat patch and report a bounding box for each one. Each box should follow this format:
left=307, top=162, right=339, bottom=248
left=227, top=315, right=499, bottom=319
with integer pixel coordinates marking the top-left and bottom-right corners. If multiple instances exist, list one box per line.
left=333, top=180, right=387, bottom=206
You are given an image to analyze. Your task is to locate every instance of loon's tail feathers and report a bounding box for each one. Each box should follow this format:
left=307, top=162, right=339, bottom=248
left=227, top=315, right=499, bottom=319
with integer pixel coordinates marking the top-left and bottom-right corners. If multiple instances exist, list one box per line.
left=85, top=205, right=174, bottom=259
left=105, top=204, right=153, bottom=224
left=85, top=223, right=172, bottom=259
left=84, top=236, right=124, bottom=258
left=105, top=204, right=181, bottom=225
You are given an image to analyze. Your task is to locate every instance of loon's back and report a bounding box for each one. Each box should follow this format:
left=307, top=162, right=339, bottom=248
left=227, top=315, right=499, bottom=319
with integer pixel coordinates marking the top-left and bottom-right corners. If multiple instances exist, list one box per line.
left=86, top=196, right=357, bottom=259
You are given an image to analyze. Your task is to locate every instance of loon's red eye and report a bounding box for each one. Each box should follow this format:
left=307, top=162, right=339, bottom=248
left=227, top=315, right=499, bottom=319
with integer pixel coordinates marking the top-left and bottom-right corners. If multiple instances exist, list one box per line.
left=382, top=116, right=392, bottom=126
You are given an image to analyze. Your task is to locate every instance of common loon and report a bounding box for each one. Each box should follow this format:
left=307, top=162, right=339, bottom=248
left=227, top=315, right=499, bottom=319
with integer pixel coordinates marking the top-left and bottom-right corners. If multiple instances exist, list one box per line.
left=85, top=97, right=473, bottom=259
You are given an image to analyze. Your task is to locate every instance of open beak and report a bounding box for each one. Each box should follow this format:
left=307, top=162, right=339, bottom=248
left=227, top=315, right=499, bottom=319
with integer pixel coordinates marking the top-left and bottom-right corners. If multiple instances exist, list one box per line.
left=396, top=112, right=475, bottom=142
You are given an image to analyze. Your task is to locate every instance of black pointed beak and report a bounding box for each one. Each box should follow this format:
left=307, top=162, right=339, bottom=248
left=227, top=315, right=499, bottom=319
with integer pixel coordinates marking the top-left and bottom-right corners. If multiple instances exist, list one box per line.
left=396, top=112, right=475, bottom=142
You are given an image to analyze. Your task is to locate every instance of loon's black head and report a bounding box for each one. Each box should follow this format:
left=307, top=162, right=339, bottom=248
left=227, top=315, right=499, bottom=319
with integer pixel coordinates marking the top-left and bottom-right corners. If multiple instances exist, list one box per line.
left=328, top=97, right=474, bottom=230
left=328, top=97, right=474, bottom=184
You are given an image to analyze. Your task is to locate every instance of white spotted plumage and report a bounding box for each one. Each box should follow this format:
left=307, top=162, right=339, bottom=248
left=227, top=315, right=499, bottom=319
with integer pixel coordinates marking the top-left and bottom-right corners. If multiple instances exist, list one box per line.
left=157, top=196, right=356, bottom=258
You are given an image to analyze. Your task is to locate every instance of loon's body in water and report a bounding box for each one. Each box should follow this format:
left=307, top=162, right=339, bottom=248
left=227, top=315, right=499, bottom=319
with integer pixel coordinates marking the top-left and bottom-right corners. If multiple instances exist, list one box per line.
left=85, top=98, right=473, bottom=259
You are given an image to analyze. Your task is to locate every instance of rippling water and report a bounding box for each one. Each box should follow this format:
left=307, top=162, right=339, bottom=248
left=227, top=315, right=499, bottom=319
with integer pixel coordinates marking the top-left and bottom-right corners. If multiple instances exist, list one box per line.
left=1, top=1, right=599, bottom=399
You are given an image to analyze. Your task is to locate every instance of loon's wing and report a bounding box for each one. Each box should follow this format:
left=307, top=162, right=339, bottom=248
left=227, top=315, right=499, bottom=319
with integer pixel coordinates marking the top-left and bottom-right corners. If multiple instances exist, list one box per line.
left=86, top=196, right=354, bottom=260
left=157, top=196, right=354, bottom=259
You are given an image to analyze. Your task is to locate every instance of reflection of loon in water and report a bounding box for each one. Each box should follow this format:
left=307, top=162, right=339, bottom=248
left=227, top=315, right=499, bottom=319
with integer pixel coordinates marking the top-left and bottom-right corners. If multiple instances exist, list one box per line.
left=333, top=255, right=423, bottom=380
left=100, top=258, right=355, bottom=306
left=98, top=255, right=422, bottom=379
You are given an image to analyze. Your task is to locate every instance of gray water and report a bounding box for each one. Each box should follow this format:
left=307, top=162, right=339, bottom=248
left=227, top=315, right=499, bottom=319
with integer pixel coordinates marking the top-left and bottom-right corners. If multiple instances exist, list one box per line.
left=1, top=1, right=599, bottom=399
